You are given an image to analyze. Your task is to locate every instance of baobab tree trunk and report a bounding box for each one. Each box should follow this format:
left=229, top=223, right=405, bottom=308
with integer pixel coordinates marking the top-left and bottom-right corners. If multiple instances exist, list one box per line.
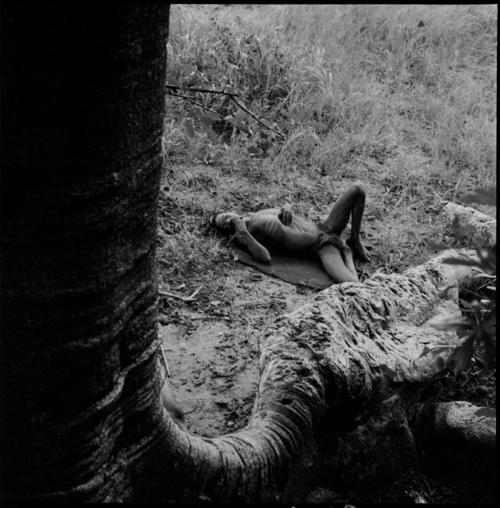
left=0, top=5, right=170, bottom=501
left=1, top=5, right=494, bottom=504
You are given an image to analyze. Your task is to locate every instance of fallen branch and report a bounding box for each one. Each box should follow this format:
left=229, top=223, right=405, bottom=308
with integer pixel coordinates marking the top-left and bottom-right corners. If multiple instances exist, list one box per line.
left=159, top=285, right=204, bottom=302
left=230, top=96, right=286, bottom=139
left=166, top=90, right=223, bottom=120
left=166, top=83, right=240, bottom=97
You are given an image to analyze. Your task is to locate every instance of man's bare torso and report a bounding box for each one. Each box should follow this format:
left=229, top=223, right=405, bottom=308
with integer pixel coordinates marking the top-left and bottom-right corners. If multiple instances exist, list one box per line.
left=245, top=208, right=320, bottom=255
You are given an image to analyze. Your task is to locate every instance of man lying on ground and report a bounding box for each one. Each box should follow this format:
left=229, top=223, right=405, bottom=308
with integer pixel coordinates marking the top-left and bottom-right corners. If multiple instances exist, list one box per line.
left=212, top=183, right=371, bottom=283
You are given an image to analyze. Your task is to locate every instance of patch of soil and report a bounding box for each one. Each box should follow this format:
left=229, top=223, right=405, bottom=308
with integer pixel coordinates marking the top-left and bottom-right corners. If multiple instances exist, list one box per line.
left=160, top=267, right=312, bottom=436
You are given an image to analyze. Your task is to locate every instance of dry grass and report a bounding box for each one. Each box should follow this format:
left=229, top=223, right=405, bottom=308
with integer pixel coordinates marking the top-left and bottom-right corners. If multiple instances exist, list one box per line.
left=165, top=4, right=496, bottom=184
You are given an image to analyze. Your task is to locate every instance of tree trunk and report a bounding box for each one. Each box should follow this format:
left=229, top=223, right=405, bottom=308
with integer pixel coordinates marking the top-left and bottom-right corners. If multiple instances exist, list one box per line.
left=1, top=5, right=494, bottom=503
left=1, top=5, right=170, bottom=501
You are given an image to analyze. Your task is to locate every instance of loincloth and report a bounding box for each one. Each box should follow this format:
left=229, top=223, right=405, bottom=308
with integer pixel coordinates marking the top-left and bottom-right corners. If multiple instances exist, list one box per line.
left=313, top=222, right=344, bottom=254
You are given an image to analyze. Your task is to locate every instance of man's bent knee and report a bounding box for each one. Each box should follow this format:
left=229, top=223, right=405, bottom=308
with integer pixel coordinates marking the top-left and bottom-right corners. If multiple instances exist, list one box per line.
left=349, top=182, right=366, bottom=198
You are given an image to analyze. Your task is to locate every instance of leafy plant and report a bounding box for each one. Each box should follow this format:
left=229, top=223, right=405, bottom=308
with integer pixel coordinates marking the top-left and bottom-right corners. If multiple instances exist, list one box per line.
left=429, top=186, right=496, bottom=376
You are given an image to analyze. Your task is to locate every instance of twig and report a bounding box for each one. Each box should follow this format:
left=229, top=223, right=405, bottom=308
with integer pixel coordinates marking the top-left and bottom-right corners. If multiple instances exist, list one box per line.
left=230, top=96, right=285, bottom=138
left=166, top=83, right=240, bottom=97
left=166, top=90, right=223, bottom=120
left=191, top=315, right=223, bottom=320
left=159, top=285, right=204, bottom=302
left=159, top=344, right=171, bottom=377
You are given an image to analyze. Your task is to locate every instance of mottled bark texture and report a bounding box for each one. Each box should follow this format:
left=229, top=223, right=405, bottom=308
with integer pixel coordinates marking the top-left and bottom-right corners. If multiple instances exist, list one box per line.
left=1, top=5, right=169, bottom=501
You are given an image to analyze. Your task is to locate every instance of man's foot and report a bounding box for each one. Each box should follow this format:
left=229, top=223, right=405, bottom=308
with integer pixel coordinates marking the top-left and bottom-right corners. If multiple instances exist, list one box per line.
left=347, top=237, right=371, bottom=263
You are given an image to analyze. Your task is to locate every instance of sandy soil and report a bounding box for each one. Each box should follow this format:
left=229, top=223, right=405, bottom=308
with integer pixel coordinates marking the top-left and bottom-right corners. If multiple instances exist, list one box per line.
left=160, top=267, right=313, bottom=436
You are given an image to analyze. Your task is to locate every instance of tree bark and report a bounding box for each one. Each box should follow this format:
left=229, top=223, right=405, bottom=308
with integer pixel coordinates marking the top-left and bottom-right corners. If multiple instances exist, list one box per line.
left=1, top=5, right=170, bottom=501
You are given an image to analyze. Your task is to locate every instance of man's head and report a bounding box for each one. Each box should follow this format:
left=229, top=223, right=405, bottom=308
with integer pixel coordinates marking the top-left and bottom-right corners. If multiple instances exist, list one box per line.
left=212, top=212, right=240, bottom=235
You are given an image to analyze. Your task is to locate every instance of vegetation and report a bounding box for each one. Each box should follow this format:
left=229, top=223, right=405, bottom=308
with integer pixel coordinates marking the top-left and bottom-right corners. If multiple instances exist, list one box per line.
left=428, top=187, right=496, bottom=389
left=160, top=4, right=496, bottom=503
left=163, top=3, right=496, bottom=271
left=165, top=5, right=495, bottom=178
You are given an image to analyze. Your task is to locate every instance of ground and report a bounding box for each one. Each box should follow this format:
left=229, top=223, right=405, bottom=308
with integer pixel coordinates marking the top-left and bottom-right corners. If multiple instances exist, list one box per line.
left=157, top=161, right=495, bottom=503
left=158, top=163, right=314, bottom=436
left=157, top=161, right=495, bottom=437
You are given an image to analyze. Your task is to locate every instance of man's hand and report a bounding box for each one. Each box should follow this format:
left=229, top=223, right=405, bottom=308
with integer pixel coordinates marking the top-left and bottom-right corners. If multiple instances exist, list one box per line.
left=279, top=204, right=292, bottom=226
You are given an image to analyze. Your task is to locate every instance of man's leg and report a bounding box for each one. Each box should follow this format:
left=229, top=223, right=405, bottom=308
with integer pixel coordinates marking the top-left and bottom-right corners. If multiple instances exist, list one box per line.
left=320, top=183, right=371, bottom=262
left=318, top=245, right=359, bottom=283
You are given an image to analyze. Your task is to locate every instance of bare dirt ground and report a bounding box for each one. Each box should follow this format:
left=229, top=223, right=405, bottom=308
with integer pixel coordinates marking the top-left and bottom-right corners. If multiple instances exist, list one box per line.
left=160, top=271, right=308, bottom=436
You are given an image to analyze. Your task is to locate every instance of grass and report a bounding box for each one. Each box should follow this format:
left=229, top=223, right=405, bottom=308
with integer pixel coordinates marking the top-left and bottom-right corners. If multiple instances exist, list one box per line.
left=165, top=4, right=496, bottom=187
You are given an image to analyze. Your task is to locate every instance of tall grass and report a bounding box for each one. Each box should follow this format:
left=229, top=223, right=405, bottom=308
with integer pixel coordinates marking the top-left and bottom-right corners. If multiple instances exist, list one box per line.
left=165, top=4, right=496, bottom=189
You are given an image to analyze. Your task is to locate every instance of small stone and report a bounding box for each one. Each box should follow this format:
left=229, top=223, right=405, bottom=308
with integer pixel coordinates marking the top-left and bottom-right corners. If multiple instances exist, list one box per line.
left=158, top=314, right=169, bottom=325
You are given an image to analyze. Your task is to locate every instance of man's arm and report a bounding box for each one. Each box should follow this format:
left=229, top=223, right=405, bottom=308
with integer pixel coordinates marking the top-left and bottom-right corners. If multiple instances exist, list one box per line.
left=231, top=219, right=272, bottom=264
left=254, top=205, right=292, bottom=225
